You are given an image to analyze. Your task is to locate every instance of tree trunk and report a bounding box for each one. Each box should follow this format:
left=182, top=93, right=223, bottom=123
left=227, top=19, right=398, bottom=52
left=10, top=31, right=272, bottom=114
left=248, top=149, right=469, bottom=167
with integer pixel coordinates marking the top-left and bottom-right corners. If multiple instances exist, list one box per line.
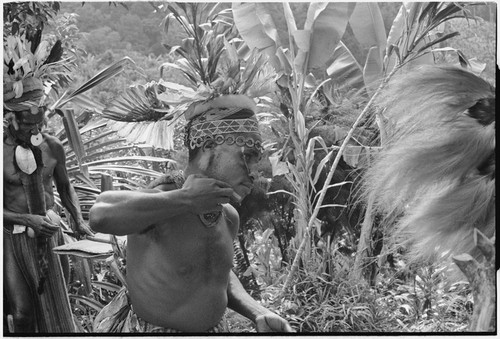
left=452, top=229, right=496, bottom=332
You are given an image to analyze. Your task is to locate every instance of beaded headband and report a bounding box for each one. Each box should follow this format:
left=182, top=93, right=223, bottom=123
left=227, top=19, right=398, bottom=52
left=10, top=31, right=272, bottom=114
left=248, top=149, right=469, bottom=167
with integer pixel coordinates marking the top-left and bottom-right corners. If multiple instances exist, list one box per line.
left=186, top=118, right=263, bottom=151
left=184, top=95, right=263, bottom=152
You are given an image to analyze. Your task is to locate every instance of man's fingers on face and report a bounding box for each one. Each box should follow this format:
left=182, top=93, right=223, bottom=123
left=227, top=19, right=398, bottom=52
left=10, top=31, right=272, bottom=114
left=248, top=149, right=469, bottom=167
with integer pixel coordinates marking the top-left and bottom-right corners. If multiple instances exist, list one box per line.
left=218, top=187, right=234, bottom=197
left=212, top=179, right=232, bottom=189
left=216, top=197, right=230, bottom=205
left=190, top=174, right=210, bottom=182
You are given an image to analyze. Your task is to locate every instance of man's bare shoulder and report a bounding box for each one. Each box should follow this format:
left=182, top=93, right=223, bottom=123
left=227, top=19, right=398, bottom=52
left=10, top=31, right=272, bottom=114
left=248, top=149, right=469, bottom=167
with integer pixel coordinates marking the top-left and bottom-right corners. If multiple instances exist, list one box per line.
left=154, top=183, right=178, bottom=192
left=42, top=133, right=64, bottom=151
left=148, top=171, right=185, bottom=192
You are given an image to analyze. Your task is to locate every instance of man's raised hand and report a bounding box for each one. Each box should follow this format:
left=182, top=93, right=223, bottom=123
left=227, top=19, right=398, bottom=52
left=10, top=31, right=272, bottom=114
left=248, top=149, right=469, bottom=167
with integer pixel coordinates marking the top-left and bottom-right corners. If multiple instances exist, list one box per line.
left=182, top=174, right=234, bottom=214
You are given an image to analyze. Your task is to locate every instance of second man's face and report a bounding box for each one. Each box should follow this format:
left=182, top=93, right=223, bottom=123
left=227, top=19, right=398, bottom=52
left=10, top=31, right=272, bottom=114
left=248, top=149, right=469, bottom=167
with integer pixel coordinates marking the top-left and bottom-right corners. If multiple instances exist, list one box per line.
left=12, top=109, right=45, bottom=144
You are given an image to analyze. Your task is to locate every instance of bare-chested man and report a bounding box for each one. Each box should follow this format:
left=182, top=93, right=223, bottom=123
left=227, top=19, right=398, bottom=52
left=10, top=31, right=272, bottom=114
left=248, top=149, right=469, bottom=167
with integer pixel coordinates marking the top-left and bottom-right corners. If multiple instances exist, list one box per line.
left=3, top=107, right=93, bottom=332
left=90, top=95, right=293, bottom=333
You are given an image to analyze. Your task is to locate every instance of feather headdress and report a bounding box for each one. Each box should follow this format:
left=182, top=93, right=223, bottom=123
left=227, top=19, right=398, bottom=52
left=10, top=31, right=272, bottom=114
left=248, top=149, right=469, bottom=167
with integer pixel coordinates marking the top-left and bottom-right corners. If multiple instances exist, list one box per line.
left=4, top=33, right=66, bottom=113
left=362, top=65, right=495, bottom=264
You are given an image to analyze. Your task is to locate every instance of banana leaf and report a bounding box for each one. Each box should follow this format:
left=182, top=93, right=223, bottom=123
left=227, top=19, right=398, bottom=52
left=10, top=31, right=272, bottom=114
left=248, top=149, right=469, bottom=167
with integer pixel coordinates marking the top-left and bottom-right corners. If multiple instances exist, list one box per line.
left=304, top=2, right=356, bottom=71
left=326, top=42, right=364, bottom=93
left=349, top=2, right=386, bottom=62
left=232, top=3, right=279, bottom=62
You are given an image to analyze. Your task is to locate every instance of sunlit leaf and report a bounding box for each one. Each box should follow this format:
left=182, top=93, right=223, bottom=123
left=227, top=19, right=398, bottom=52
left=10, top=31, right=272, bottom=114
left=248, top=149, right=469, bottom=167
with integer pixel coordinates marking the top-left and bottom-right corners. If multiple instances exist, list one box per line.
left=363, top=46, right=384, bottom=95
left=269, top=155, right=290, bottom=176
left=69, top=295, right=104, bottom=312
left=306, top=2, right=356, bottom=70
left=385, top=5, right=406, bottom=70
left=349, top=2, right=386, bottom=58
left=62, top=109, right=87, bottom=176
left=232, top=2, right=279, bottom=61
left=326, top=42, right=364, bottom=92
left=51, top=57, right=138, bottom=111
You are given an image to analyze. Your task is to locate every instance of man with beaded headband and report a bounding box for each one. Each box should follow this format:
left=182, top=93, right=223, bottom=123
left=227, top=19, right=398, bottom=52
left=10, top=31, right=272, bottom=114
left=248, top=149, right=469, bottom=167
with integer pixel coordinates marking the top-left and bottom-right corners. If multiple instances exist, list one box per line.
left=90, top=95, right=293, bottom=333
left=3, top=76, right=93, bottom=331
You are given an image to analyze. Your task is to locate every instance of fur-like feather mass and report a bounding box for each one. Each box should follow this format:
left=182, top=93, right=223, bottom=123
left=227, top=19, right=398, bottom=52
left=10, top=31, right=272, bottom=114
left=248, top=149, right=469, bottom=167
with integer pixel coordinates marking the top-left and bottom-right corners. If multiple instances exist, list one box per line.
left=362, top=66, right=495, bottom=264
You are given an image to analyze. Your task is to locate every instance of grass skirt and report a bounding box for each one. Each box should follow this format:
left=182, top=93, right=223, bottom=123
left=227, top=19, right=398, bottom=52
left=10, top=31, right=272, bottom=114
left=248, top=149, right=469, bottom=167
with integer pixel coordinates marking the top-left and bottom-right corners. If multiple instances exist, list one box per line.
left=93, top=287, right=228, bottom=333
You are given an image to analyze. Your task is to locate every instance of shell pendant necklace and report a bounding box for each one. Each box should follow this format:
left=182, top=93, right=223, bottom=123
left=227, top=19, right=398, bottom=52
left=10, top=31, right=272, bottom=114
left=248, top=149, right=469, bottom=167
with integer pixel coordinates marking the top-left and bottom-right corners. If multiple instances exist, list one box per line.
left=171, top=172, right=222, bottom=228
left=199, top=211, right=222, bottom=228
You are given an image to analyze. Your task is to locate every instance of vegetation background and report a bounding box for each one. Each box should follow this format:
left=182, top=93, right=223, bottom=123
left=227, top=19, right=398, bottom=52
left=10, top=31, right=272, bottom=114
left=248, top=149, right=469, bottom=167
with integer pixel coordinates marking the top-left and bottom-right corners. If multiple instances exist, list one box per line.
left=51, top=2, right=496, bottom=111
left=4, top=1, right=496, bottom=333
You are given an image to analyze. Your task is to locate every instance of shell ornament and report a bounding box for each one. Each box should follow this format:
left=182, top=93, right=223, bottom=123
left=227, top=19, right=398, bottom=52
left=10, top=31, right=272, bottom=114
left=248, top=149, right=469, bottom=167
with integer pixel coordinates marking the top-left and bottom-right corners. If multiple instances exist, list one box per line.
left=15, top=145, right=38, bottom=175
left=30, top=133, right=43, bottom=146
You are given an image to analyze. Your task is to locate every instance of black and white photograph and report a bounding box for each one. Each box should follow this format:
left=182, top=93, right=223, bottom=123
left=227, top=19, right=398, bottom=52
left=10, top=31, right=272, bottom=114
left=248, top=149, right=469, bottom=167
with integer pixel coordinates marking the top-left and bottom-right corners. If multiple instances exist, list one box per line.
left=2, top=1, right=496, bottom=334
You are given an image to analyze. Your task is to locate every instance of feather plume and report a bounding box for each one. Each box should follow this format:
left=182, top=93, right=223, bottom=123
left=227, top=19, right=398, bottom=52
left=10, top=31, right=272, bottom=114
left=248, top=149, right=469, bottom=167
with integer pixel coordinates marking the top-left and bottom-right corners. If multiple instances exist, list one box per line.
left=362, top=65, right=495, bottom=264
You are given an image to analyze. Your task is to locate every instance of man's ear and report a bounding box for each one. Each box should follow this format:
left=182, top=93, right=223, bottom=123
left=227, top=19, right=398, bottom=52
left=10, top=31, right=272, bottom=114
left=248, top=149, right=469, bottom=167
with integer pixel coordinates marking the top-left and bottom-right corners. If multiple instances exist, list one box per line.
left=202, top=139, right=216, bottom=152
left=4, top=112, right=19, bottom=130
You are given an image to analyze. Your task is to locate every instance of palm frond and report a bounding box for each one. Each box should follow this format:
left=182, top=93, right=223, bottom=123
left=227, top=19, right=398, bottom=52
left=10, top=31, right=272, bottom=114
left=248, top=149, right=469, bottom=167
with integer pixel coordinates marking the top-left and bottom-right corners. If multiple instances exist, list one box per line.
left=106, top=120, right=178, bottom=151
left=101, top=79, right=202, bottom=150
left=399, top=2, right=475, bottom=67
left=49, top=57, right=138, bottom=112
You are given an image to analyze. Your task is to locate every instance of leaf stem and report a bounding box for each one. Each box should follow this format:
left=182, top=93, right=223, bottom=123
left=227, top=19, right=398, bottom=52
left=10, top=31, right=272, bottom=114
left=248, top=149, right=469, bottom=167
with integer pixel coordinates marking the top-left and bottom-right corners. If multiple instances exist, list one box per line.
left=280, top=65, right=400, bottom=295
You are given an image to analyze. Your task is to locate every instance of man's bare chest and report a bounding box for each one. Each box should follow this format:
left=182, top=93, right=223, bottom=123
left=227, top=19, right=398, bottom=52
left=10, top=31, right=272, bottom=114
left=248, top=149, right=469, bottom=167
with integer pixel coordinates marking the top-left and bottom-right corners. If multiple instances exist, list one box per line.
left=3, top=143, right=57, bottom=185
left=131, top=214, right=235, bottom=279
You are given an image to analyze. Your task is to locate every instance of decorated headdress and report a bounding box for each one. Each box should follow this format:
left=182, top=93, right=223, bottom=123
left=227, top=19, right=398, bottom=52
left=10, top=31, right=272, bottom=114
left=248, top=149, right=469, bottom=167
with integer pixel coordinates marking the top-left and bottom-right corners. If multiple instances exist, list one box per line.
left=4, top=33, right=65, bottom=113
left=100, top=3, right=276, bottom=151
left=184, top=95, right=263, bottom=152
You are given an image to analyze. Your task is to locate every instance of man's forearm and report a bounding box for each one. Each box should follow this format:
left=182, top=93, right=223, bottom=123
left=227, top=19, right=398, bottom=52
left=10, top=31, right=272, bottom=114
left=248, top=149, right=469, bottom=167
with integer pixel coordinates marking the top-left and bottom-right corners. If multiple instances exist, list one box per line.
left=227, top=270, right=268, bottom=322
left=3, top=209, right=29, bottom=225
left=58, top=183, right=84, bottom=224
left=89, top=189, right=192, bottom=235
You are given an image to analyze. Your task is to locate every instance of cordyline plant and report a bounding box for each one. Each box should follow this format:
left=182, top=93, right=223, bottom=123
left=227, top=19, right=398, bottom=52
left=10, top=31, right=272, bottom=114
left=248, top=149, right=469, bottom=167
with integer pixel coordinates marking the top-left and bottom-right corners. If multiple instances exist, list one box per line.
left=102, top=2, right=276, bottom=150
left=233, top=1, right=480, bottom=293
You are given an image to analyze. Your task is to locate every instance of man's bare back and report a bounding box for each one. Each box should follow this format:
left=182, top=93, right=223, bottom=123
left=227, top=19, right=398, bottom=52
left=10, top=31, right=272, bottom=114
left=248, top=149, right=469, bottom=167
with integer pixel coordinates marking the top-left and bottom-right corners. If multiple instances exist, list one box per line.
left=127, top=202, right=239, bottom=331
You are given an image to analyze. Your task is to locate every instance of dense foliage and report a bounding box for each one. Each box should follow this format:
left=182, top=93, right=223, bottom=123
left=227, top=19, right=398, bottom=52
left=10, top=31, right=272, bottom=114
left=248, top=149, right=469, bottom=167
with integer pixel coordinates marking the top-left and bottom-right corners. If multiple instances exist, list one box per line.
left=3, top=1, right=496, bottom=333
